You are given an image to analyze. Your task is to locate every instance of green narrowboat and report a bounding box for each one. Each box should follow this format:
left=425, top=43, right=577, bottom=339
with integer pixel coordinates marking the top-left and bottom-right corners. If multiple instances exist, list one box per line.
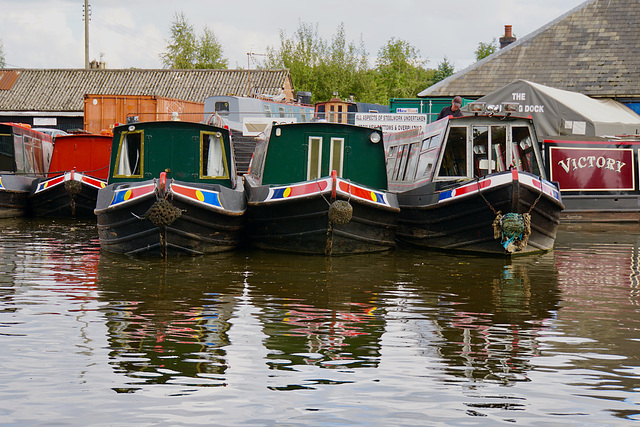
left=244, top=121, right=399, bottom=255
left=95, top=119, right=246, bottom=256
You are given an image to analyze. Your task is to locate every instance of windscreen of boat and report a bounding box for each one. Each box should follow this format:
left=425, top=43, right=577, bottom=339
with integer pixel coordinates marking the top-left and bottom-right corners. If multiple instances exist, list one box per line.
left=512, top=126, right=541, bottom=176
left=472, top=125, right=507, bottom=178
left=437, top=126, right=467, bottom=178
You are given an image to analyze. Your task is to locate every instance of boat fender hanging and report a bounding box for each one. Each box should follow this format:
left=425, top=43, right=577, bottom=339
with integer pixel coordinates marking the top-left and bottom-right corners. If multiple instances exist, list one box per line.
left=493, top=212, right=532, bottom=253
left=329, top=200, right=352, bottom=225
left=143, top=199, right=184, bottom=227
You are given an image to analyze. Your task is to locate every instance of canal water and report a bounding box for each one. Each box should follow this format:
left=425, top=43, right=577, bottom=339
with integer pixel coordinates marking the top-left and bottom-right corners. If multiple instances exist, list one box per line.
left=1, top=218, right=639, bottom=426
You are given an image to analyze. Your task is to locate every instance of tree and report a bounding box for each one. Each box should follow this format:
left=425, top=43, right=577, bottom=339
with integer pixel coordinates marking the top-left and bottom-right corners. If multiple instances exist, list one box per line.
left=0, top=39, right=6, bottom=68
left=160, top=12, right=227, bottom=69
left=264, top=21, right=370, bottom=103
left=375, top=38, right=432, bottom=102
left=475, top=38, right=497, bottom=61
left=196, top=26, right=227, bottom=69
left=433, top=57, right=455, bottom=83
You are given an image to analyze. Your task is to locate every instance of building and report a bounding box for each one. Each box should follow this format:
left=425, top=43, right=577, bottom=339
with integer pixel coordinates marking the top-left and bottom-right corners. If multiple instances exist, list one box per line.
left=0, top=68, right=295, bottom=131
left=418, top=0, right=640, bottom=113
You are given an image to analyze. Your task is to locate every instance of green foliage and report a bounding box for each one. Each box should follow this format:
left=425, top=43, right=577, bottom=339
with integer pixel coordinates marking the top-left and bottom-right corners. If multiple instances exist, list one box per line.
left=196, top=27, right=228, bottom=69
left=375, top=38, right=432, bottom=102
left=161, top=12, right=227, bottom=69
left=475, top=38, right=497, bottom=61
left=265, top=22, right=441, bottom=104
left=433, top=57, right=455, bottom=83
left=265, top=22, right=370, bottom=103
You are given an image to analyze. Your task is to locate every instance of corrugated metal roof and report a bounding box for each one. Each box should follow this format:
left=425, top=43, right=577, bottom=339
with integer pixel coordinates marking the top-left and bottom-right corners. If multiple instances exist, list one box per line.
left=0, top=69, right=293, bottom=112
left=419, top=0, right=640, bottom=100
left=0, top=70, right=21, bottom=90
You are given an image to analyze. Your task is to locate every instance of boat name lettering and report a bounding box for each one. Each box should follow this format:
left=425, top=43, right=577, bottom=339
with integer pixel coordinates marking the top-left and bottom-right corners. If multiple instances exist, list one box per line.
left=557, top=156, right=626, bottom=173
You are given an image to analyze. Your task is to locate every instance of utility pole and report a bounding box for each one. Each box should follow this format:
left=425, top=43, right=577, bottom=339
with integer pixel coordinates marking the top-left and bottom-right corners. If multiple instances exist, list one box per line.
left=83, top=0, right=91, bottom=69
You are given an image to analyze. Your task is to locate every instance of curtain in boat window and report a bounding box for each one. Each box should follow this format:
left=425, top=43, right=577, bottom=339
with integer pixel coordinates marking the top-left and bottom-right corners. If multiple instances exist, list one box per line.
left=116, top=132, right=141, bottom=176
left=203, top=133, right=227, bottom=178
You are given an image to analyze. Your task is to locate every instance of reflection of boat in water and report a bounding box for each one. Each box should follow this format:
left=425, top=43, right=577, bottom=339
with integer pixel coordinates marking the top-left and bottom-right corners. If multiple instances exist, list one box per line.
left=95, top=119, right=246, bottom=257
left=385, top=111, right=564, bottom=255
left=96, top=252, right=245, bottom=389
left=245, top=121, right=399, bottom=255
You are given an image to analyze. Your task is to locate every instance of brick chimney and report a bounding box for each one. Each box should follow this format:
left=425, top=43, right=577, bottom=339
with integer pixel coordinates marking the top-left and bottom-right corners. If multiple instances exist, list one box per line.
left=499, top=25, right=516, bottom=48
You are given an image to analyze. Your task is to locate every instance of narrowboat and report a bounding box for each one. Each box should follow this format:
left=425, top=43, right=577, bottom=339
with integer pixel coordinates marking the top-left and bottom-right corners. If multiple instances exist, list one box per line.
left=385, top=106, right=564, bottom=255
left=28, top=132, right=112, bottom=218
left=244, top=121, right=399, bottom=255
left=94, top=118, right=246, bottom=256
left=543, top=135, right=640, bottom=222
left=0, top=123, right=53, bottom=218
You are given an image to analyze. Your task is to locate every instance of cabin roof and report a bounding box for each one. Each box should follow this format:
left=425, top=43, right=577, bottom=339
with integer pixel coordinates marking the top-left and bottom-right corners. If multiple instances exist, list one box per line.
left=419, top=0, right=640, bottom=101
left=0, top=68, right=294, bottom=113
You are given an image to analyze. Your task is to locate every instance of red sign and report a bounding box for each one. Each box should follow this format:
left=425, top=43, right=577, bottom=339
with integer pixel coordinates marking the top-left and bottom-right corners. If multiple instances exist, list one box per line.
left=549, top=146, right=635, bottom=191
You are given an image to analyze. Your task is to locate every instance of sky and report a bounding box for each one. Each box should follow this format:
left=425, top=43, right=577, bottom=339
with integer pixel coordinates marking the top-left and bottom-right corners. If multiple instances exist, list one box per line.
left=0, top=0, right=587, bottom=73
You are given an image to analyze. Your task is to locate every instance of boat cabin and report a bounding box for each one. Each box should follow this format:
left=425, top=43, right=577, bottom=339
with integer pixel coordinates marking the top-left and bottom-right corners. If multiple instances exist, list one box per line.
left=0, top=123, right=52, bottom=175
left=385, top=114, right=545, bottom=190
left=48, top=133, right=112, bottom=179
left=249, top=121, right=387, bottom=190
left=109, top=120, right=236, bottom=186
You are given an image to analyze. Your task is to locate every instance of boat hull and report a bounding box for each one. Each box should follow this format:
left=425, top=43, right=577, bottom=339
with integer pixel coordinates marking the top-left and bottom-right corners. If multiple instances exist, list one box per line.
left=0, top=175, right=38, bottom=218
left=396, top=171, right=564, bottom=255
left=245, top=176, right=399, bottom=255
left=95, top=179, right=246, bottom=256
left=29, top=172, right=106, bottom=218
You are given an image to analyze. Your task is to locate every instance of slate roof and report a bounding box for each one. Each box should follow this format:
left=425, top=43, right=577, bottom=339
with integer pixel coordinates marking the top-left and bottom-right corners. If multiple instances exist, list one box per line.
left=0, top=68, right=293, bottom=112
left=419, top=0, right=640, bottom=100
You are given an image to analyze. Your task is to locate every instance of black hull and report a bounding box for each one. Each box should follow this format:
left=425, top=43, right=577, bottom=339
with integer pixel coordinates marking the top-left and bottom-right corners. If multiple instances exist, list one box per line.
left=0, top=190, right=28, bottom=218
left=246, top=192, right=398, bottom=255
left=96, top=183, right=245, bottom=256
left=396, top=176, right=563, bottom=256
left=28, top=181, right=99, bottom=218
left=0, top=175, right=38, bottom=218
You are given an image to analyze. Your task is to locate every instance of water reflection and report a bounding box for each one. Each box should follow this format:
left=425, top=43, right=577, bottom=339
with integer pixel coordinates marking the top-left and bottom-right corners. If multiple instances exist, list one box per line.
left=2, top=218, right=639, bottom=423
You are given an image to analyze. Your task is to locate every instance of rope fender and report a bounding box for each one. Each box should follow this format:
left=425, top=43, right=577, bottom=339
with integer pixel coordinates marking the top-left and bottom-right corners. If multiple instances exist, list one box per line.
left=492, top=212, right=531, bottom=253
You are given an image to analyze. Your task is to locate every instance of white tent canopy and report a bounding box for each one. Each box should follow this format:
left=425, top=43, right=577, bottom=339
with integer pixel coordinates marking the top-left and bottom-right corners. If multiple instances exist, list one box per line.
left=468, top=80, right=640, bottom=140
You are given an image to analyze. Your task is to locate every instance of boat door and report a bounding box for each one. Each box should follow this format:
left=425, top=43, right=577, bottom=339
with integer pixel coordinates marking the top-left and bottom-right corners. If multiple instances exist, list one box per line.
left=305, top=132, right=348, bottom=180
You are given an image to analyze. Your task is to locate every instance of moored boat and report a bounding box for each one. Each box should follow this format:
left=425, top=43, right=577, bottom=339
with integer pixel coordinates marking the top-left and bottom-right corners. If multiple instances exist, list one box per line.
left=28, top=131, right=112, bottom=217
left=94, top=118, right=246, bottom=256
left=385, top=107, right=564, bottom=255
left=0, top=123, right=53, bottom=218
left=244, top=121, right=399, bottom=255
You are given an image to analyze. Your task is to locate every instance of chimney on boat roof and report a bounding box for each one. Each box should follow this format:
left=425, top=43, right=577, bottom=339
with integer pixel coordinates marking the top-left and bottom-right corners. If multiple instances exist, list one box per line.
left=499, top=25, right=516, bottom=48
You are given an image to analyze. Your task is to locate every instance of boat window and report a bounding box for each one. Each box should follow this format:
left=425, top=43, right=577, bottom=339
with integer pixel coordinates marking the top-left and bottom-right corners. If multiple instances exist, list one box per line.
left=263, top=104, right=272, bottom=118
left=491, top=126, right=507, bottom=172
left=300, top=109, right=307, bottom=122
left=114, top=131, right=143, bottom=177
left=512, top=126, right=541, bottom=175
left=279, top=106, right=285, bottom=118
left=404, top=143, right=420, bottom=180
left=329, top=137, right=344, bottom=176
left=316, top=104, right=326, bottom=120
left=438, top=127, right=467, bottom=177
left=394, top=145, right=410, bottom=181
left=421, top=138, right=431, bottom=151
left=428, top=133, right=442, bottom=150
left=215, top=101, right=230, bottom=116
left=0, top=133, right=13, bottom=171
left=201, top=132, right=228, bottom=179
left=307, top=136, right=323, bottom=180
left=473, top=126, right=489, bottom=178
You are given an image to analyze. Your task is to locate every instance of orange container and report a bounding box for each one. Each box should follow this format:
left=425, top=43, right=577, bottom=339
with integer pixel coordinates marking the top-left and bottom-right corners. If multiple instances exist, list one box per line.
left=83, top=94, right=204, bottom=134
